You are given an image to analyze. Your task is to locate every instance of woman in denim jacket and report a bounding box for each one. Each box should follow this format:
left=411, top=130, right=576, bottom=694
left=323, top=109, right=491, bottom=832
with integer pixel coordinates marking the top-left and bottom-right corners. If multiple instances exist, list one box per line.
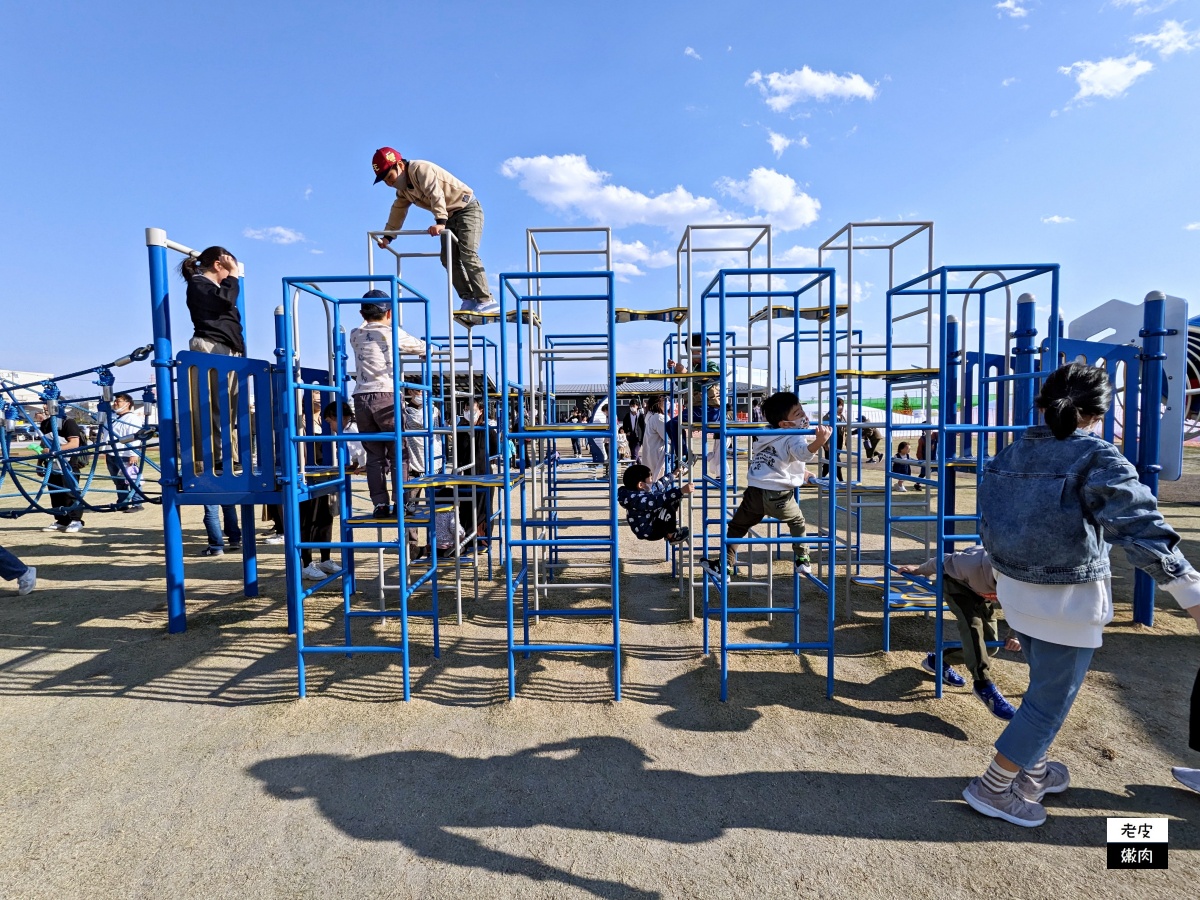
left=965, top=362, right=1200, bottom=827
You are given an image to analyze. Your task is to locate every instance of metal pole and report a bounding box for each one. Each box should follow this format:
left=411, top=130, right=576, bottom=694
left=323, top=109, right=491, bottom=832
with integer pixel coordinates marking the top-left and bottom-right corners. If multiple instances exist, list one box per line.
left=146, top=228, right=187, bottom=634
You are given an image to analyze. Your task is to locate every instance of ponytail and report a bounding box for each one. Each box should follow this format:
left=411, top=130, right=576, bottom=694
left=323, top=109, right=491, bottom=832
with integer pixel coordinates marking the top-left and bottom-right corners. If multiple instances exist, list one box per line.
left=177, top=245, right=235, bottom=283
left=1036, top=362, right=1111, bottom=440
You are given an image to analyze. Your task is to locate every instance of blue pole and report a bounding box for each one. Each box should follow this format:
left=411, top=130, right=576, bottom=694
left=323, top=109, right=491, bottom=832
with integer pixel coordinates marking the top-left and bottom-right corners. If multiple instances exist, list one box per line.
left=147, top=229, right=186, bottom=634
left=1013, top=293, right=1038, bottom=428
left=1134, top=290, right=1168, bottom=626
left=275, top=307, right=300, bottom=640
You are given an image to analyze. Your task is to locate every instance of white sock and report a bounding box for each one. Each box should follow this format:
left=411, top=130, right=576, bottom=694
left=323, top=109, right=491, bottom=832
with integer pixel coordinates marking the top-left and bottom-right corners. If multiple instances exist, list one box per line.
left=1025, top=756, right=1048, bottom=779
left=981, top=759, right=1018, bottom=794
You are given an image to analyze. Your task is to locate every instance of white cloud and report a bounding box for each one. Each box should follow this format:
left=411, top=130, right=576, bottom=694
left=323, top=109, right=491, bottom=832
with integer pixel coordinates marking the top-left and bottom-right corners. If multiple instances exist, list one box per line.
left=612, top=261, right=643, bottom=282
left=309, top=249, right=324, bottom=254
left=610, top=238, right=674, bottom=278
left=1001, top=76, right=1019, bottom=87
left=1059, top=54, right=1153, bottom=101
left=747, top=66, right=877, bottom=111
left=996, top=0, right=1028, bottom=18
left=1114, top=0, right=1178, bottom=15
left=1041, top=215, right=1075, bottom=224
left=775, top=245, right=820, bottom=266
left=500, top=154, right=728, bottom=230
left=1185, top=222, right=1200, bottom=231
left=684, top=46, right=702, bottom=61
left=303, top=186, right=313, bottom=201
left=1132, top=20, right=1199, bottom=57
left=243, top=226, right=306, bottom=244
left=716, top=168, right=820, bottom=231
left=767, top=129, right=793, bottom=158
left=501, top=154, right=821, bottom=233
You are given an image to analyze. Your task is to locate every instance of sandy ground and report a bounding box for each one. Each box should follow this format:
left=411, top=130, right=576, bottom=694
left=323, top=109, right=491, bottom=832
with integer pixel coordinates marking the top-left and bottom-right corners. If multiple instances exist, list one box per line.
left=3, top=461, right=1200, bottom=899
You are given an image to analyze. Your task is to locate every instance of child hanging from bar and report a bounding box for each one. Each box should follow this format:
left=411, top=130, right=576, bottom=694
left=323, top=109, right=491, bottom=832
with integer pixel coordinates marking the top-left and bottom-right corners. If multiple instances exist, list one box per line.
left=702, top=391, right=831, bottom=578
left=898, top=544, right=1022, bottom=720
left=617, top=463, right=693, bottom=544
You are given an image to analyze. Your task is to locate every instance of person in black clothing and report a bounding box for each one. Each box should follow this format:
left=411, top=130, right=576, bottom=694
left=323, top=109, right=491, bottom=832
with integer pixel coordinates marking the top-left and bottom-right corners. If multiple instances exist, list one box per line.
left=622, top=401, right=644, bottom=463
left=455, top=398, right=499, bottom=540
left=819, top=397, right=846, bottom=482
left=39, top=406, right=85, bottom=533
left=180, top=245, right=244, bottom=470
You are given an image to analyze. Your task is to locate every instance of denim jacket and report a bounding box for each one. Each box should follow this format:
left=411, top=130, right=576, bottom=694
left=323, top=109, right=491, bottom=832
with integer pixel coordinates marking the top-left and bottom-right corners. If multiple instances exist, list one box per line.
left=979, top=425, right=1193, bottom=586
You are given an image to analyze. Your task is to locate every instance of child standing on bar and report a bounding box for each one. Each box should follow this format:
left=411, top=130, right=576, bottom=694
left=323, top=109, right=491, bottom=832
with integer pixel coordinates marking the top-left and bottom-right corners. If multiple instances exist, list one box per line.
left=350, top=289, right=427, bottom=518
left=702, top=391, right=831, bottom=577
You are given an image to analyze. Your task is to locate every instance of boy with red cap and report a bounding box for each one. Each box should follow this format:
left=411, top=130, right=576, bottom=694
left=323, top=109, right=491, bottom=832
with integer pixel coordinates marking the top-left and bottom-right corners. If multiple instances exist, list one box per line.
left=371, top=147, right=498, bottom=314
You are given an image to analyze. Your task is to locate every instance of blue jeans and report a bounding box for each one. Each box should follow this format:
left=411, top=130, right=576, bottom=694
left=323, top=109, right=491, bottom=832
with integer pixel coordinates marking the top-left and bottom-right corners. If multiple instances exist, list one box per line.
left=106, top=456, right=132, bottom=507
left=0, top=545, right=29, bottom=582
left=994, top=632, right=1095, bottom=769
left=203, top=505, right=241, bottom=549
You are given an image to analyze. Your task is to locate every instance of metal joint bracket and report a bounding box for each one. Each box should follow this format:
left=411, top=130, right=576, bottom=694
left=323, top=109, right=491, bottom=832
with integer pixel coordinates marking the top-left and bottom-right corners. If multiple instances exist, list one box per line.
left=150, top=359, right=180, bottom=369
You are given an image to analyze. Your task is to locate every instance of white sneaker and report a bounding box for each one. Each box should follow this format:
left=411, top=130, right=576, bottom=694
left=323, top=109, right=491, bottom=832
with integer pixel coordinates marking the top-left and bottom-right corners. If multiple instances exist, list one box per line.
left=64, top=522, right=83, bottom=533
left=473, top=298, right=500, bottom=314
left=317, top=559, right=341, bottom=575
left=43, top=524, right=66, bottom=533
left=17, top=566, right=37, bottom=595
left=301, top=563, right=326, bottom=581
left=265, top=534, right=285, bottom=545
left=1172, top=767, right=1200, bottom=794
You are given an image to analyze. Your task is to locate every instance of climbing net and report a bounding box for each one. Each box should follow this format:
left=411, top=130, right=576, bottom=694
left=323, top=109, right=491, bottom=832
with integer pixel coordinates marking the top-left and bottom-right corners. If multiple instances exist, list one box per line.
left=0, top=345, right=162, bottom=519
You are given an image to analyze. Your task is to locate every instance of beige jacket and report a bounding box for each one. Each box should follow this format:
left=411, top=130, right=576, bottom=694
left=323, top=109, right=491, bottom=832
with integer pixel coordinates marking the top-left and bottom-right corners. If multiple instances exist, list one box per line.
left=349, top=321, right=426, bottom=395
left=384, top=160, right=475, bottom=230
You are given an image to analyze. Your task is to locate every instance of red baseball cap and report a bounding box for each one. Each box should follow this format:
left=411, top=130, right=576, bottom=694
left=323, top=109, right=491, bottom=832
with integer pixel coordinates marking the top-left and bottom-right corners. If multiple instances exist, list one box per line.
left=372, top=147, right=402, bottom=184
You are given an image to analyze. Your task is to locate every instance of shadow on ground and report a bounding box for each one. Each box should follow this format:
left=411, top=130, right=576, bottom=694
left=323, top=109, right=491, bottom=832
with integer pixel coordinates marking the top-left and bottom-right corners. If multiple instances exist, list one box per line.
left=248, top=736, right=1198, bottom=900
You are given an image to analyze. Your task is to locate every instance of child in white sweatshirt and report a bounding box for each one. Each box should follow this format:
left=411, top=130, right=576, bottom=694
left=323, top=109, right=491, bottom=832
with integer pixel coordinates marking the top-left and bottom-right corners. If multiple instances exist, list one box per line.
left=703, top=391, right=831, bottom=576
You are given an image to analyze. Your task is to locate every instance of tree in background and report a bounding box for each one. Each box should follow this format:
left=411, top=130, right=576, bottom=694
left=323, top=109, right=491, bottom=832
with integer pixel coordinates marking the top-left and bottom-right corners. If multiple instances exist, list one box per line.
left=897, top=393, right=913, bottom=416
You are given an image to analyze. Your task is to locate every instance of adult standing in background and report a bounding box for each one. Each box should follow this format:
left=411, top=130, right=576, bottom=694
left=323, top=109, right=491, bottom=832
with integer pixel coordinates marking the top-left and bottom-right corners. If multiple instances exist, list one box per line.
left=622, top=401, right=644, bottom=463
left=99, top=392, right=146, bottom=511
left=820, top=396, right=847, bottom=482
left=371, top=147, right=498, bottom=314
left=641, top=395, right=668, bottom=482
left=180, top=245, right=244, bottom=471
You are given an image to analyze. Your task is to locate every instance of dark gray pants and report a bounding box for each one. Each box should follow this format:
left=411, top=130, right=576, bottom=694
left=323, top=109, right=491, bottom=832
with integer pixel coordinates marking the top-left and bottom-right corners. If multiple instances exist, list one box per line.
left=943, top=575, right=998, bottom=683
left=355, top=392, right=400, bottom=508
left=442, top=201, right=491, bottom=303
left=727, top=486, right=807, bottom=562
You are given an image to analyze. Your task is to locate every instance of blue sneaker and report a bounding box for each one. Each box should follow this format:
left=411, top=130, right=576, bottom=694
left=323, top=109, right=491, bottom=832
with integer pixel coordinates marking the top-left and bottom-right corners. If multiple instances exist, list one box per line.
left=921, top=653, right=966, bottom=688
left=457, top=298, right=478, bottom=312
left=974, top=681, right=1017, bottom=720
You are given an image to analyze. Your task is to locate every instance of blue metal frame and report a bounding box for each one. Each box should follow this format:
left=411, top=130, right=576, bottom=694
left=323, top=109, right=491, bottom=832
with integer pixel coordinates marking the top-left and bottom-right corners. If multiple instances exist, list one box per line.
left=499, top=270, right=622, bottom=700
left=279, top=275, right=438, bottom=700
left=881, top=265, right=1061, bottom=697
left=697, top=267, right=839, bottom=701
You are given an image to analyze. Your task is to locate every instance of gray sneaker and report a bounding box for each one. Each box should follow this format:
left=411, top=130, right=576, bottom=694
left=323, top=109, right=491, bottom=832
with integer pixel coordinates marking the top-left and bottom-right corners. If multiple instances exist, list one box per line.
left=962, top=777, right=1047, bottom=827
left=1013, top=761, right=1070, bottom=803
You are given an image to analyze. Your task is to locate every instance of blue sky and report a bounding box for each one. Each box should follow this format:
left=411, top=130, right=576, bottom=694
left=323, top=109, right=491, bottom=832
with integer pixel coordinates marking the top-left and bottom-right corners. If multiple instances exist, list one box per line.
left=2, top=0, right=1198, bottom=394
